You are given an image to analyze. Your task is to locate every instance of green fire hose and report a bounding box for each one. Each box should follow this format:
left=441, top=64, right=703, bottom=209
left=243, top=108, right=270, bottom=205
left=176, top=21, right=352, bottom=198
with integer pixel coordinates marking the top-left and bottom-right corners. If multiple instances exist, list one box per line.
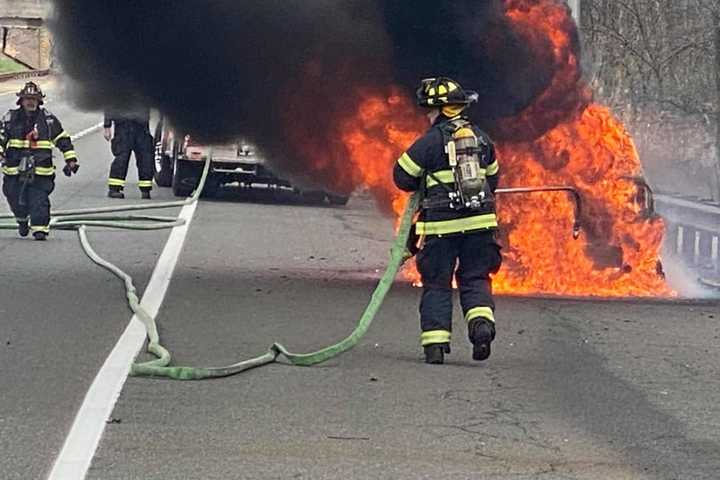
left=0, top=158, right=420, bottom=380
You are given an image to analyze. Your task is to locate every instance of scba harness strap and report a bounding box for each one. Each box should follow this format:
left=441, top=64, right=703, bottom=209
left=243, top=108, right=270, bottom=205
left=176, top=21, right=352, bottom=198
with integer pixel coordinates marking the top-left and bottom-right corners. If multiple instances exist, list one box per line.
left=422, top=118, right=492, bottom=211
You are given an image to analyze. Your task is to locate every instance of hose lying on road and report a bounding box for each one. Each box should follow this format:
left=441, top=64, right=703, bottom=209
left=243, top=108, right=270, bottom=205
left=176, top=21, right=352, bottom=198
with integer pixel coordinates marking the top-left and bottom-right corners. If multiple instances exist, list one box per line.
left=0, top=158, right=421, bottom=380
left=1, top=163, right=584, bottom=379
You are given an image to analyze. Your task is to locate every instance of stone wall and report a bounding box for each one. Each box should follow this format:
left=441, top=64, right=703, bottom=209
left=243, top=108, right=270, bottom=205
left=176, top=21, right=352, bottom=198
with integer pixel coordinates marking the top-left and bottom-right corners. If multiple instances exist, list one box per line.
left=0, top=0, right=49, bottom=20
left=0, top=0, right=52, bottom=69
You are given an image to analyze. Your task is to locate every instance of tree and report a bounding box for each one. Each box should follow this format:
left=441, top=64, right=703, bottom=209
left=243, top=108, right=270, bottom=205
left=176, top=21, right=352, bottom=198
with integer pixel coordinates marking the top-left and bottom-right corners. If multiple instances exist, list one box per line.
left=584, top=0, right=720, bottom=200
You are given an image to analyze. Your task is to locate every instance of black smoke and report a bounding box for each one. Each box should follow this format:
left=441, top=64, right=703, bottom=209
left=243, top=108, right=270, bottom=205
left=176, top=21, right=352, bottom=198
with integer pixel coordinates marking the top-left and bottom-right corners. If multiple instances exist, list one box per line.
left=50, top=0, right=583, bottom=189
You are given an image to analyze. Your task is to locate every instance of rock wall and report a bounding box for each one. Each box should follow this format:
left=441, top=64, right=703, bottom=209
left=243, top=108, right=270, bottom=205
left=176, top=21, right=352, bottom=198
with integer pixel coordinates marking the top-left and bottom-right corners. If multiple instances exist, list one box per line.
left=0, top=0, right=52, bottom=69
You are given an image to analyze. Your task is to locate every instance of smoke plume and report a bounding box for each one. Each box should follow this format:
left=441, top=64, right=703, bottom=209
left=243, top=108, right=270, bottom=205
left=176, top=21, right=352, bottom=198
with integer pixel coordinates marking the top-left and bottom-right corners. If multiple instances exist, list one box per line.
left=50, top=0, right=584, bottom=192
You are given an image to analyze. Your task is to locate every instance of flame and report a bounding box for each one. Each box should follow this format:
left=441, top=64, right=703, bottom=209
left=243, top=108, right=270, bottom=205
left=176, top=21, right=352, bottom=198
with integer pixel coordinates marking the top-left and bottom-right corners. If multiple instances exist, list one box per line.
left=494, top=104, right=670, bottom=296
left=285, top=0, right=672, bottom=297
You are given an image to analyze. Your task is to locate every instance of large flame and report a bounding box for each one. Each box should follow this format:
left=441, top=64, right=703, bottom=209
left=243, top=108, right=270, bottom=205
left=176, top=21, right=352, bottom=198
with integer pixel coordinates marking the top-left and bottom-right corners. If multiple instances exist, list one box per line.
left=286, top=0, right=672, bottom=297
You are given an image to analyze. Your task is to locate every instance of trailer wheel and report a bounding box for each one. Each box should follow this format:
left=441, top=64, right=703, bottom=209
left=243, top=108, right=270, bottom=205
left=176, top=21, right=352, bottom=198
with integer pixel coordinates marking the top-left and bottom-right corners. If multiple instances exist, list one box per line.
left=153, top=120, right=174, bottom=187
left=172, top=158, right=200, bottom=197
left=327, top=193, right=350, bottom=206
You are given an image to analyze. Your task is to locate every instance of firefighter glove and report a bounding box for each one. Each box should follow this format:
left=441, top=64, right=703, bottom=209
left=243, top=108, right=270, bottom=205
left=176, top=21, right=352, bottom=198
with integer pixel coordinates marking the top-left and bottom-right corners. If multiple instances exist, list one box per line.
left=63, top=161, right=79, bottom=177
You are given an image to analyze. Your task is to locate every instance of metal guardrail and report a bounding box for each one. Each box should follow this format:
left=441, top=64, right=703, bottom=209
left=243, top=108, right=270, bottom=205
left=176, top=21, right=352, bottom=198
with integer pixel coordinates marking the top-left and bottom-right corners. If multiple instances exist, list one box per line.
left=0, top=68, right=51, bottom=82
left=654, top=194, right=720, bottom=285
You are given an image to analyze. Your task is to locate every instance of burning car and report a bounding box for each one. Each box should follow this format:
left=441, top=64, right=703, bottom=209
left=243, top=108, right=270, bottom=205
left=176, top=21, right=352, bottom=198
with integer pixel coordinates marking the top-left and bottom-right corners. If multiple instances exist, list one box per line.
left=152, top=119, right=349, bottom=204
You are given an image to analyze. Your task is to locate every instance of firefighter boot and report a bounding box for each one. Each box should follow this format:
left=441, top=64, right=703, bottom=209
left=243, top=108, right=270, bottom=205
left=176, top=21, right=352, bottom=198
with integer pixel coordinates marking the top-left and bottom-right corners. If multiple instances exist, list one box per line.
left=108, top=187, right=125, bottom=199
left=18, top=221, right=29, bottom=237
left=468, top=319, right=495, bottom=361
left=33, top=231, right=47, bottom=241
left=141, top=190, right=151, bottom=200
left=424, top=343, right=450, bottom=365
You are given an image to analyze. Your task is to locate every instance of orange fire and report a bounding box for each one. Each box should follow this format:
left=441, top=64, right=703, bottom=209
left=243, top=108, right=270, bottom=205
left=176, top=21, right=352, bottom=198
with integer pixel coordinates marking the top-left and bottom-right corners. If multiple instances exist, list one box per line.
left=285, top=0, right=671, bottom=297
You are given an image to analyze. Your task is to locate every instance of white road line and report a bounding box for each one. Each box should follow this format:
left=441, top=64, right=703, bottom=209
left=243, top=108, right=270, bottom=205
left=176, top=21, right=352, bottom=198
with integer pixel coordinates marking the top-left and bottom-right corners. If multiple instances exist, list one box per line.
left=46, top=201, right=199, bottom=480
left=71, top=122, right=104, bottom=141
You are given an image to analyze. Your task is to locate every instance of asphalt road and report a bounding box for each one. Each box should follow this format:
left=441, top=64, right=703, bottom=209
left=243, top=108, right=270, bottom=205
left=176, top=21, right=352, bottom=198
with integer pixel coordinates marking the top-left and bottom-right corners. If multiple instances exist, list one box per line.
left=1, top=77, right=719, bottom=480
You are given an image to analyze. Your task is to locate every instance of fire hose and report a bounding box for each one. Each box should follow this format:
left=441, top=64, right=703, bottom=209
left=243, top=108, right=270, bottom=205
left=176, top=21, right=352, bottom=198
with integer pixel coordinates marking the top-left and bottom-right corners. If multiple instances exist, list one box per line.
left=0, top=158, right=582, bottom=380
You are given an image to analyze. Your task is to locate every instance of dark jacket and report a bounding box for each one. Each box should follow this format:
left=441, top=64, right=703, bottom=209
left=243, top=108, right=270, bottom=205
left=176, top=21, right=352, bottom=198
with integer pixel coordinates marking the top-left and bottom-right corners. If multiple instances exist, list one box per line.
left=393, top=114, right=500, bottom=236
left=0, top=107, right=76, bottom=176
left=103, top=108, right=151, bottom=132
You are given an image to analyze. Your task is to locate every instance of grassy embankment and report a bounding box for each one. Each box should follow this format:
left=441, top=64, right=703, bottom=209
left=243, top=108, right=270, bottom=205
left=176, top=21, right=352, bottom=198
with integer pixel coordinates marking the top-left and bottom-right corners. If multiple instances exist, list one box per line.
left=0, top=55, right=28, bottom=75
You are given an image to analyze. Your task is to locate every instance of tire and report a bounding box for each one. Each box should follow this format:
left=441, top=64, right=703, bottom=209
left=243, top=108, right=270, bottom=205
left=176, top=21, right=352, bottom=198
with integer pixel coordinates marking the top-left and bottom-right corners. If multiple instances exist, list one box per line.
left=300, top=190, right=327, bottom=204
left=153, top=121, right=174, bottom=187
left=200, top=175, right=221, bottom=198
left=172, top=158, right=200, bottom=197
left=327, top=193, right=350, bottom=206
left=155, top=153, right=174, bottom=187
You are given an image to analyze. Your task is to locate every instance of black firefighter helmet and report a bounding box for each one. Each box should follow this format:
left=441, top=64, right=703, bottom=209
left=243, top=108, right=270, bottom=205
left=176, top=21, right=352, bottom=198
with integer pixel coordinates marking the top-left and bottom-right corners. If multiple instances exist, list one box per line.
left=416, top=77, right=478, bottom=108
left=16, top=81, right=45, bottom=106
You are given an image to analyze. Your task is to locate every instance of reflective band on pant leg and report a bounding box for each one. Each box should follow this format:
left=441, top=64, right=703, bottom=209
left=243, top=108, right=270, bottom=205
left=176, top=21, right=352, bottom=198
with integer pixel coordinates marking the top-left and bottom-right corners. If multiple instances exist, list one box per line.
left=108, top=178, right=126, bottom=187
left=465, top=306, right=495, bottom=323
left=420, top=329, right=451, bottom=346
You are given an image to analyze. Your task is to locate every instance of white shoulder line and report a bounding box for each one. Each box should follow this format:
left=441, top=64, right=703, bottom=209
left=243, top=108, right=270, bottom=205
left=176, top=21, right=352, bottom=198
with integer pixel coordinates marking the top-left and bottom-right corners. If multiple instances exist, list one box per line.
left=71, top=122, right=104, bottom=141
left=46, top=201, right=199, bottom=480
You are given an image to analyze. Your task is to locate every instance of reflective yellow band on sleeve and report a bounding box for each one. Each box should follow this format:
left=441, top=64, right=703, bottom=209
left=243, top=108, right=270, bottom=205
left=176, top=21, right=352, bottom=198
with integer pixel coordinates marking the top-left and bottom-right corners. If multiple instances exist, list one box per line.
left=397, top=152, right=424, bottom=178
left=34, top=166, right=56, bottom=175
left=0, top=144, right=5, bottom=154
left=53, top=131, right=71, bottom=143
left=108, top=178, right=126, bottom=187
left=137, top=180, right=153, bottom=188
left=420, top=330, right=451, bottom=346
left=465, top=306, right=495, bottom=323
left=486, top=160, right=499, bottom=176
left=426, top=169, right=455, bottom=187
left=63, top=150, right=78, bottom=160
left=2, top=166, right=19, bottom=175
left=415, top=213, right=497, bottom=236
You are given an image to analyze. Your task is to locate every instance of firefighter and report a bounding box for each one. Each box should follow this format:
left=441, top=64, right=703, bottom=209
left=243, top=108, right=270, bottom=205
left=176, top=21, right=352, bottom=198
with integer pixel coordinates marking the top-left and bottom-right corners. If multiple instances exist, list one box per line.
left=0, top=82, right=79, bottom=241
left=104, top=108, right=154, bottom=199
left=393, top=77, right=502, bottom=364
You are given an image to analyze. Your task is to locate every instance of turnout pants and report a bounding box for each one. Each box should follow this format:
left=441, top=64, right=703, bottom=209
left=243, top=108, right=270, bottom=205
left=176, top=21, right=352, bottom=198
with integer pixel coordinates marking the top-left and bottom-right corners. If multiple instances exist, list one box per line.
left=2, top=174, right=55, bottom=234
left=108, top=122, right=154, bottom=191
left=416, top=230, right=502, bottom=347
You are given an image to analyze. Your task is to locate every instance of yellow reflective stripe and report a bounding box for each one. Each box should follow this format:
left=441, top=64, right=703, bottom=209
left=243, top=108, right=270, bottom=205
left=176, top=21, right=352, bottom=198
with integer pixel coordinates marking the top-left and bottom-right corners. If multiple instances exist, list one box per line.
left=2, top=166, right=19, bottom=175
left=53, top=131, right=71, bottom=143
left=137, top=180, right=153, bottom=187
left=415, top=213, right=497, bottom=235
left=426, top=169, right=455, bottom=187
left=397, top=152, right=424, bottom=178
left=108, top=178, right=126, bottom=186
left=420, top=330, right=451, bottom=346
left=486, top=160, right=499, bottom=176
left=31, top=225, right=50, bottom=233
left=6, top=139, right=53, bottom=149
left=63, top=150, right=77, bottom=160
left=0, top=144, right=4, bottom=153
left=8, top=139, right=28, bottom=148
left=465, top=306, right=495, bottom=323
left=33, top=141, right=53, bottom=149
left=35, top=166, right=55, bottom=175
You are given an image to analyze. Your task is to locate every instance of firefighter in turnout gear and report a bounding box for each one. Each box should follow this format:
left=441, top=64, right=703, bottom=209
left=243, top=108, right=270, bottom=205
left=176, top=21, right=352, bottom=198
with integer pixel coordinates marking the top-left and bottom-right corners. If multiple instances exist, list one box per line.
left=104, top=108, right=154, bottom=199
left=393, top=77, right=502, bottom=365
left=0, top=82, right=79, bottom=241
